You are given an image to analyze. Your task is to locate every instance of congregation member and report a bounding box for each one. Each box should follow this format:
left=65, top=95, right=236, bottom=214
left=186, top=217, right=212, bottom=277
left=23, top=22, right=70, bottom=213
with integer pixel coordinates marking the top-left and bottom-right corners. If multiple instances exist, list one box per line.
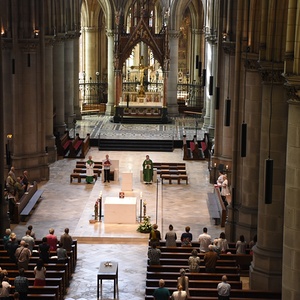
left=3, top=228, right=11, bottom=246
left=38, top=237, right=50, bottom=263
left=177, top=269, right=189, bottom=298
left=148, top=243, right=161, bottom=265
left=21, top=230, right=35, bottom=252
left=165, top=224, right=177, bottom=247
left=149, top=224, right=161, bottom=246
left=188, top=249, right=201, bottom=273
left=5, top=233, right=19, bottom=263
left=57, top=242, right=68, bottom=261
left=60, top=228, right=73, bottom=251
left=14, top=268, right=29, bottom=300
left=46, top=228, right=58, bottom=251
left=198, top=227, right=212, bottom=252
left=33, top=259, right=46, bottom=286
left=217, top=275, right=231, bottom=300
left=27, top=225, right=36, bottom=240
left=214, top=232, right=229, bottom=254
left=142, top=155, right=153, bottom=184
left=85, top=155, right=95, bottom=184
left=0, top=276, right=11, bottom=299
left=14, top=177, right=26, bottom=200
left=236, top=235, right=247, bottom=254
left=180, top=226, right=192, bottom=247
left=22, top=171, right=29, bottom=192
left=171, top=284, right=187, bottom=300
left=103, top=154, right=112, bottom=183
left=15, top=241, right=31, bottom=270
left=153, top=279, right=170, bottom=300
left=203, top=245, right=218, bottom=273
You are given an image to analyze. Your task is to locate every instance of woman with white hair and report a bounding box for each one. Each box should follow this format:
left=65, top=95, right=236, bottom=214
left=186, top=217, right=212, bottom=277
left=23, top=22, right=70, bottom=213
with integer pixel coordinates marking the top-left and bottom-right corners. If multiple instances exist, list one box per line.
left=177, top=269, right=189, bottom=298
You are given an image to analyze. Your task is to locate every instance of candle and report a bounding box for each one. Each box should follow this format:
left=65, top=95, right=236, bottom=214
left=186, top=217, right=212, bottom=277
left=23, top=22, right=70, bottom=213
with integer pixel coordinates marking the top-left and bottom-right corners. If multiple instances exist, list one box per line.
left=140, top=192, right=143, bottom=199
left=226, top=165, right=229, bottom=170
left=99, top=191, right=102, bottom=197
left=214, top=163, right=216, bottom=167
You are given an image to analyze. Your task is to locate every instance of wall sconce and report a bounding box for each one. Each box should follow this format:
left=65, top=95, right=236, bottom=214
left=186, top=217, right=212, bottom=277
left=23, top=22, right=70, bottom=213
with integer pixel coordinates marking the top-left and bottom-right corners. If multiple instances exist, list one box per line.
left=265, top=159, right=273, bottom=204
left=222, top=33, right=227, bottom=41
left=1, top=28, right=5, bottom=36
left=34, top=29, right=39, bottom=37
left=7, top=134, right=13, bottom=139
left=224, top=98, right=231, bottom=126
left=241, top=123, right=247, bottom=157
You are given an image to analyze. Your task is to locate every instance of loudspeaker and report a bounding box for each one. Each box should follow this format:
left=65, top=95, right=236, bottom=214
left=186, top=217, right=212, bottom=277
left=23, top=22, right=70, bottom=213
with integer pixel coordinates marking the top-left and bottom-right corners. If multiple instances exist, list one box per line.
left=202, top=69, right=206, bottom=87
left=196, top=55, right=199, bottom=69
left=241, top=123, right=247, bottom=157
left=215, top=87, right=220, bottom=110
left=265, top=159, right=273, bottom=204
left=224, top=98, right=231, bottom=126
left=209, top=76, right=214, bottom=95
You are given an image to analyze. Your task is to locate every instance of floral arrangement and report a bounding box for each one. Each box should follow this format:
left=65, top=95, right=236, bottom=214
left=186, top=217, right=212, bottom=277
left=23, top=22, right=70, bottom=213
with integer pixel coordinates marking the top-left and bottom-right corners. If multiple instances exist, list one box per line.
left=137, top=216, right=152, bottom=233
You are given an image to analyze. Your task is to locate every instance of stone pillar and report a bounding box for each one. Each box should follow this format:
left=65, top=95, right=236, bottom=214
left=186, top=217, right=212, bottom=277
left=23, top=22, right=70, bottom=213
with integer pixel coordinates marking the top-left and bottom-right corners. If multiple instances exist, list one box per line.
left=106, top=30, right=115, bottom=115
left=167, top=30, right=179, bottom=116
left=249, top=65, right=287, bottom=291
left=53, top=40, right=66, bottom=135
left=281, top=76, right=300, bottom=300
left=64, top=38, right=75, bottom=135
left=45, top=41, right=57, bottom=163
left=73, top=36, right=81, bottom=119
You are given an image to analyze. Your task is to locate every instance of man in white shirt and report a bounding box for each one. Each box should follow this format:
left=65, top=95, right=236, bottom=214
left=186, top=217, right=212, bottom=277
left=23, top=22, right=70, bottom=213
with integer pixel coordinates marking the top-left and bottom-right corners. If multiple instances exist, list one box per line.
left=198, top=227, right=212, bottom=252
left=217, top=275, right=231, bottom=300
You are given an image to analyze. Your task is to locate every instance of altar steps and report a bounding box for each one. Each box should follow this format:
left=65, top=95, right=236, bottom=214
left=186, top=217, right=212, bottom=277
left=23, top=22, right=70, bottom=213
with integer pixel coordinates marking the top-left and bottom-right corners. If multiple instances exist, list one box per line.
left=96, top=138, right=174, bottom=152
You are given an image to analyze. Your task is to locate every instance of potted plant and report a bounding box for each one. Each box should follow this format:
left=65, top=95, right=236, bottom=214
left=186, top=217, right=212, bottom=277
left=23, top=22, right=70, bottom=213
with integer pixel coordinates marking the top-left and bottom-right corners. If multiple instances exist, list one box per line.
left=137, top=216, right=152, bottom=233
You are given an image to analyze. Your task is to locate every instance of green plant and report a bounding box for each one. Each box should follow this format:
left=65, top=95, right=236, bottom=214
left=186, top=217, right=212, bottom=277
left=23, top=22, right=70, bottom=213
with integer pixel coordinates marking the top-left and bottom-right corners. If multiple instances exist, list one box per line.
left=137, top=216, right=152, bottom=233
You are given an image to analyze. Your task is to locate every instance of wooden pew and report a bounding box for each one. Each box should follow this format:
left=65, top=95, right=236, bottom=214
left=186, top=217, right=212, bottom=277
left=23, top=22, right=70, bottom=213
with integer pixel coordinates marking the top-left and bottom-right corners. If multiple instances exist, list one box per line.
left=161, top=173, right=189, bottom=184
left=73, top=168, right=102, bottom=177
left=10, top=286, right=59, bottom=300
left=147, top=265, right=238, bottom=274
left=55, top=131, right=72, bottom=156
left=80, top=133, right=90, bottom=158
left=70, top=173, right=98, bottom=183
left=20, top=189, right=44, bottom=221
left=67, top=134, right=83, bottom=158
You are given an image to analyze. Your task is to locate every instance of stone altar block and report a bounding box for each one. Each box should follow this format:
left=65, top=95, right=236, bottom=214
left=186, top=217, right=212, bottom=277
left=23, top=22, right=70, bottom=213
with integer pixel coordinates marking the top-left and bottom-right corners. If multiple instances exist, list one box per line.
left=104, top=197, right=137, bottom=224
left=121, top=172, right=133, bottom=191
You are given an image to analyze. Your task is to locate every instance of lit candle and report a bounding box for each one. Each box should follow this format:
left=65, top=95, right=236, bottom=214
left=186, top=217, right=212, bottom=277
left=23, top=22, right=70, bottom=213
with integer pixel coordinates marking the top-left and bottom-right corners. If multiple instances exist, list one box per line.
left=226, top=165, right=229, bottom=170
left=99, top=191, right=102, bottom=198
left=214, top=163, right=216, bottom=167
left=140, top=192, right=143, bottom=199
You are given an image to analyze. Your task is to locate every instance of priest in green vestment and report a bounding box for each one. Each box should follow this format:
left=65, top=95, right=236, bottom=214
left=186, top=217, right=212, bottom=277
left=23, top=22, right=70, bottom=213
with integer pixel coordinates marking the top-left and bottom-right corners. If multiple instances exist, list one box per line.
left=86, top=155, right=95, bottom=183
left=143, top=155, right=153, bottom=184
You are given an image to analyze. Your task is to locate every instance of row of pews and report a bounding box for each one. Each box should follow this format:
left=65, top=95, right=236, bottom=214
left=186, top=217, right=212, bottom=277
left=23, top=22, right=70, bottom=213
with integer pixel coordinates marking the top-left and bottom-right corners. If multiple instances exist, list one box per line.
left=153, top=162, right=188, bottom=184
left=0, top=239, right=77, bottom=300
left=145, top=241, right=281, bottom=300
left=55, top=131, right=90, bottom=158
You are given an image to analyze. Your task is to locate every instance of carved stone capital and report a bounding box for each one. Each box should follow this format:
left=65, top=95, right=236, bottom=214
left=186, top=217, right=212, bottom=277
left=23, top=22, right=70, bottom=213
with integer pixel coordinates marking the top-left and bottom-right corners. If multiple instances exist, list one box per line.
left=18, top=39, right=39, bottom=52
left=106, top=29, right=115, bottom=38
left=222, top=41, right=235, bottom=55
left=283, top=74, right=300, bottom=103
left=258, top=61, right=284, bottom=84
left=82, top=26, right=99, bottom=33
left=168, top=30, right=180, bottom=39
left=242, top=52, right=260, bottom=71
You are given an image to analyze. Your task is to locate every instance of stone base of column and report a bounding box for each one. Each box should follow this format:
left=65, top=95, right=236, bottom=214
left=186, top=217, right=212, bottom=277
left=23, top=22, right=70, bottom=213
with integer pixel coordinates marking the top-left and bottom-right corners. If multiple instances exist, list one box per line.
left=46, top=135, right=57, bottom=164
left=54, top=123, right=67, bottom=136
left=249, top=246, right=282, bottom=292
left=74, top=105, right=82, bottom=120
left=167, top=103, right=179, bottom=116
left=202, top=116, right=210, bottom=130
left=105, top=103, right=115, bottom=116
left=11, top=152, right=50, bottom=181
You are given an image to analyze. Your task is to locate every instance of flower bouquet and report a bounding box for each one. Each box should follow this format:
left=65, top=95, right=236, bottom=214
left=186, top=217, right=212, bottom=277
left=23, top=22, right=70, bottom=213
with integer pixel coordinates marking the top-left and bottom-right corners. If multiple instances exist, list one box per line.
left=137, top=216, right=152, bottom=233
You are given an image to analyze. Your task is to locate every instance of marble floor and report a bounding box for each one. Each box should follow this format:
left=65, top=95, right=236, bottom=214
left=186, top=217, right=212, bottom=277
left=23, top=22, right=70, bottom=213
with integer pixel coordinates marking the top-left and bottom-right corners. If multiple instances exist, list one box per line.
left=10, top=117, right=233, bottom=300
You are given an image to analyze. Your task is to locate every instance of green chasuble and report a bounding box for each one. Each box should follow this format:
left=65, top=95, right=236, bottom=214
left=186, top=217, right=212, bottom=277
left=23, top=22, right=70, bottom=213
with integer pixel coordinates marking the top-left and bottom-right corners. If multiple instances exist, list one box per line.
left=143, top=158, right=153, bottom=183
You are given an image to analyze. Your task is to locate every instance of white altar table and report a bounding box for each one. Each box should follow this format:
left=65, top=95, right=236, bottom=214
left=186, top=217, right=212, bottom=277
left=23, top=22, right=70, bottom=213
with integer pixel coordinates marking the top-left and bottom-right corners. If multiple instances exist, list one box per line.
left=104, top=197, right=137, bottom=224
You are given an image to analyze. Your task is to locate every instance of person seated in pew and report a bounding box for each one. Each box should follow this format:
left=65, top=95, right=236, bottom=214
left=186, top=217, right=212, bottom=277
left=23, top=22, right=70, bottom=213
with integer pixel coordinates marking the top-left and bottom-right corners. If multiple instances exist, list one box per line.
left=57, top=242, right=68, bottom=261
left=171, top=284, right=187, bottom=300
left=147, top=242, right=161, bottom=265
left=177, top=269, right=189, bottom=298
left=33, top=259, right=46, bottom=286
left=165, top=224, right=177, bottom=247
left=236, top=235, right=247, bottom=255
left=0, top=276, right=11, bottom=299
left=180, top=226, right=192, bottom=247
left=203, top=245, right=218, bottom=273
left=217, top=275, right=231, bottom=300
left=153, top=279, right=170, bottom=300
left=188, top=249, right=200, bottom=273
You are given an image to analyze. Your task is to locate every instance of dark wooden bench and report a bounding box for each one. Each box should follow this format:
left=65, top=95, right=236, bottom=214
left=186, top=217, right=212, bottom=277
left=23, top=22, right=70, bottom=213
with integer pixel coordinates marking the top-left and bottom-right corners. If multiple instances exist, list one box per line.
left=67, top=134, right=83, bottom=158
left=76, top=160, right=102, bottom=168
left=81, top=103, right=105, bottom=115
left=70, top=173, right=97, bottom=183
left=161, top=174, right=188, bottom=184
left=207, top=188, right=226, bottom=226
left=73, top=168, right=101, bottom=177
left=10, top=285, right=60, bottom=300
left=56, top=131, right=72, bottom=156
left=80, top=133, right=90, bottom=158
left=20, top=189, right=44, bottom=221
left=147, top=265, right=238, bottom=274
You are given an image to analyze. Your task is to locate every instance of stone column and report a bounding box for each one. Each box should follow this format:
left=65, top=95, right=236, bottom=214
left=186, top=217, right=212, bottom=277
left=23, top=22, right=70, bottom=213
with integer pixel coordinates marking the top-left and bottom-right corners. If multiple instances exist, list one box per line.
left=281, top=76, right=300, bottom=300
left=106, top=30, right=115, bottom=115
left=73, top=35, right=81, bottom=119
left=64, top=37, right=75, bottom=135
left=45, top=41, right=57, bottom=163
left=249, top=65, right=287, bottom=291
left=167, top=30, right=179, bottom=116
left=53, top=39, right=66, bottom=135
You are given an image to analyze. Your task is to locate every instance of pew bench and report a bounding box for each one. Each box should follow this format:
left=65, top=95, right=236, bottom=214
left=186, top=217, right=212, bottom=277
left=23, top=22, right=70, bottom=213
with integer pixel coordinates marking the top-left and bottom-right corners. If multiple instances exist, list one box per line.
left=67, top=135, right=83, bottom=158
left=73, top=168, right=102, bottom=177
left=56, top=132, right=72, bottom=156
left=161, top=174, right=188, bottom=184
left=70, top=173, right=97, bottom=183
left=20, top=189, right=44, bottom=221
left=147, top=265, right=238, bottom=274
left=10, top=286, right=60, bottom=300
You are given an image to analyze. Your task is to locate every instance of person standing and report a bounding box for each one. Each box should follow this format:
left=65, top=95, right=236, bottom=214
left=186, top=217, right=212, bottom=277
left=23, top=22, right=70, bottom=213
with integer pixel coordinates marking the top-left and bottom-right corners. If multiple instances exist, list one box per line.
left=86, top=155, right=95, bottom=184
left=22, top=171, right=29, bottom=192
left=21, top=230, right=35, bottom=253
left=0, top=276, right=11, bottom=299
left=102, top=154, right=112, bottom=183
left=236, top=235, right=247, bottom=254
left=46, top=228, right=58, bottom=251
left=33, top=259, right=46, bottom=286
left=220, top=174, right=230, bottom=206
left=15, top=241, right=31, bottom=270
left=14, top=268, right=29, bottom=300
left=217, top=275, right=231, bottom=300
left=142, top=155, right=153, bottom=184
left=153, top=279, right=170, bottom=300
left=198, top=227, right=212, bottom=253
left=60, top=228, right=73, bottom=251
left=149, top=224, right=161, bottom=246
left=165, top=224, right=177, bottom=247
left=177, top=269, right=189, bottom=298
left=148, top=243, right=161, bottom=265
left=180, top=226, right=193, bottom=247
left=38, top=237, right=50, bottom=263
left=188, top=249, right=201, bottom=273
